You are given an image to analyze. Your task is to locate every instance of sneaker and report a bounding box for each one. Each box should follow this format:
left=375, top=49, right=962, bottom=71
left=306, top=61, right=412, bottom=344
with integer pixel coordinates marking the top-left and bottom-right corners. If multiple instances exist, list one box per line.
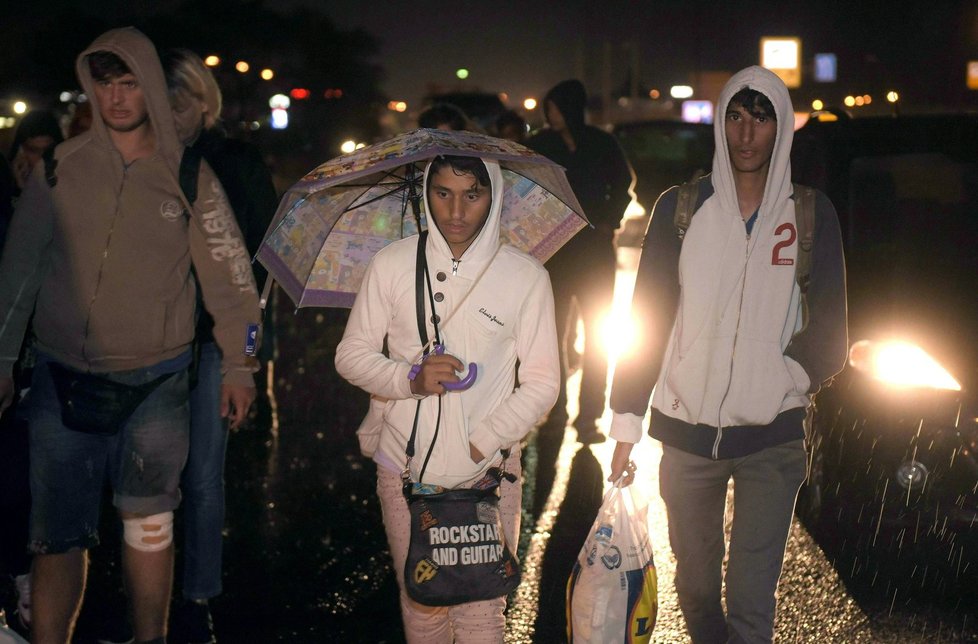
left=96, top=620, right=134, bottom=644
left=95, top=602, right=134, bottom=644
left=173, top=600, right=216, bottom=644
left=13, top=574, right=30, bottom=631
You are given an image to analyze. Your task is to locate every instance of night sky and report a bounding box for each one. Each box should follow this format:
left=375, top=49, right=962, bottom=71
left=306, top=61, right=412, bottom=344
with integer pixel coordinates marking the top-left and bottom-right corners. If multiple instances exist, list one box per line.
left=320, top=0, right=978, bottom=111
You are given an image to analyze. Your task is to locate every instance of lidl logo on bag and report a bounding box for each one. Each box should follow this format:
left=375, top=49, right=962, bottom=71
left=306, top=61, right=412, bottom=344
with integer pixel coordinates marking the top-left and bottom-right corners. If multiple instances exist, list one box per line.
left=413, top=557, right=440, bottom=584
left=601, top=545, right=622, bottom=570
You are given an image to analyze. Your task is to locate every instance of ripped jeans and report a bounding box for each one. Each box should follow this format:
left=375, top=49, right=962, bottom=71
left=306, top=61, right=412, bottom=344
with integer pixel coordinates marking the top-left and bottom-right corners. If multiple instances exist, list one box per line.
left=28, top=353, right=190, bottom=554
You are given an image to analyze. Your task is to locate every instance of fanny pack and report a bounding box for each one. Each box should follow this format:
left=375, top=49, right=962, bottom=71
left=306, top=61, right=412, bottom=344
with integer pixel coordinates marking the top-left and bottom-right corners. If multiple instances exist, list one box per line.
left=48, top=362, right=175, bottom=436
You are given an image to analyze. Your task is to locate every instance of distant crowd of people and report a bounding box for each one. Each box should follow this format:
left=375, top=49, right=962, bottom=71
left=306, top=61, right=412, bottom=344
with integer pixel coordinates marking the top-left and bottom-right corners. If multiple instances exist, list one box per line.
left=1, top=24, right=847, bottom=644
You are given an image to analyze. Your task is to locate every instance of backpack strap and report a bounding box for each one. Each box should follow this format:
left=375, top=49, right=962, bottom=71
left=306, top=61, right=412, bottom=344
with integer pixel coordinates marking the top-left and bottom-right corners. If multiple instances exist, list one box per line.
left=178, top=146, right=202, bottom=218
left=791, top=183, right=816, bottom=294
left=673, top=178, right=702, bottom=240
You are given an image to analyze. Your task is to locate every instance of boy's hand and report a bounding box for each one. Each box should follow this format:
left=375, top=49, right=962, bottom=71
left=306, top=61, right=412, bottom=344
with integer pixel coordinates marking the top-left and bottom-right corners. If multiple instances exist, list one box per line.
left=608, top=441, right=637, bottom=486
left=410, top=353, right=465, bottom=396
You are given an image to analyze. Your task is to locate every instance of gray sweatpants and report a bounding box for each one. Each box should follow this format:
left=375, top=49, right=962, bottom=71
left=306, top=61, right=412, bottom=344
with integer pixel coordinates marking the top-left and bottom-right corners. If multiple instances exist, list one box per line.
left=659, top=440, right=807, bottom=644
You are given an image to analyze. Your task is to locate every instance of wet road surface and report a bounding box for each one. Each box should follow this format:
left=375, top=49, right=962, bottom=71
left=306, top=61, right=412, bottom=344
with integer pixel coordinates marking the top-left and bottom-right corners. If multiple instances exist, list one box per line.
left=10, top=248, right=977, bottom=642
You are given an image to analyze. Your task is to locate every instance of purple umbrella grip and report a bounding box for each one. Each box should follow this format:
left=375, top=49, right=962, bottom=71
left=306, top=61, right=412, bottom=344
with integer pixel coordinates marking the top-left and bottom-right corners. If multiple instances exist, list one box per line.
left=406, top=344, right=478, bottom=391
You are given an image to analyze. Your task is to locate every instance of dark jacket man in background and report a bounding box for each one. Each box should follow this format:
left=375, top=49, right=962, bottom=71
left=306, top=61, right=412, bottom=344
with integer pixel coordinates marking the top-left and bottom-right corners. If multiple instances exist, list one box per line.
left=526, top=79, right=634, bottom=444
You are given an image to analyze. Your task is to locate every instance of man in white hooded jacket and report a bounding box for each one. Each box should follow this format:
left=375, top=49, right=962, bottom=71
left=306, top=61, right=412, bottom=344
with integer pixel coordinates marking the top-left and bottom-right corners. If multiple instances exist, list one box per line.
left=607, top=67, right=847, bottom=642
left=335, top=155, right=559, bottom=642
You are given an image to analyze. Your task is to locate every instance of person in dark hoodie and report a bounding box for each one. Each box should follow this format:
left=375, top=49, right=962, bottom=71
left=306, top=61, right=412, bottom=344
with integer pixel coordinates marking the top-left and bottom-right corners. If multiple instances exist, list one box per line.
left=8, top=111, right=65, bottom=200
left=163, top=47, right=278, bottom=644
left=608, top=67, right=847, bottom=643
left=526, top=79, right=635, bottom=444
left=0, top=112, right=63, bottom=638
left=0, top=28, right=260, bottom=644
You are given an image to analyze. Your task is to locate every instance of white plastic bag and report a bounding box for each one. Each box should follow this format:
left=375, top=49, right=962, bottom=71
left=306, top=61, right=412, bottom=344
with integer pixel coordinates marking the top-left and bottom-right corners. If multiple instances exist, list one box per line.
left=566, top=480, right=658, bottom=643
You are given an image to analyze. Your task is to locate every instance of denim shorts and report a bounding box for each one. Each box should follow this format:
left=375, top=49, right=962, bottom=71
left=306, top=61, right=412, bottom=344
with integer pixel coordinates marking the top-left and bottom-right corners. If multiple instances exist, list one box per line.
left=28, top=353, right=191, bottom=554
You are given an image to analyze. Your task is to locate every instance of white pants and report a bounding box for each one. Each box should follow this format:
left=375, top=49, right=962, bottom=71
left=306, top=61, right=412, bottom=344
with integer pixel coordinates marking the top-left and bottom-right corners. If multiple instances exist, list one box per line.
left=376, top=447, right=522, bottom=644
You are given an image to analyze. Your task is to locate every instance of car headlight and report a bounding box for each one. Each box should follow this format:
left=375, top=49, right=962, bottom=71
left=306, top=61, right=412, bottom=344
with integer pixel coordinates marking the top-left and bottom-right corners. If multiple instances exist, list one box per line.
left=848, top=340, right=961, bottom=391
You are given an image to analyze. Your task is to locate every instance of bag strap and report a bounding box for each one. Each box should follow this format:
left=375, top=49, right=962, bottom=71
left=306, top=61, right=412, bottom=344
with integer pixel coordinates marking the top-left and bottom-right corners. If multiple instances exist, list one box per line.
left=792, top=183, right=816, bottom=294
left=673, top=177, right=702, bottom=240
left=406, top=231, right=443, bottom=483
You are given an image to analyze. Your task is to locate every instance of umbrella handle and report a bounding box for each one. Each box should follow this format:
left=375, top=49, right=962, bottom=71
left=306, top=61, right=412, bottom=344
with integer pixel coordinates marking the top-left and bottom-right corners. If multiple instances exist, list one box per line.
left=433, top=344, right=478, bottom=391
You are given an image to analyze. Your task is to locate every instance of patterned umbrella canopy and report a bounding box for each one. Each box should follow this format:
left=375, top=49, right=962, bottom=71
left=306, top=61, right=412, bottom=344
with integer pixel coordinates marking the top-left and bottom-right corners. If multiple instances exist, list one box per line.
left=257, top=128, right=588, bottom=308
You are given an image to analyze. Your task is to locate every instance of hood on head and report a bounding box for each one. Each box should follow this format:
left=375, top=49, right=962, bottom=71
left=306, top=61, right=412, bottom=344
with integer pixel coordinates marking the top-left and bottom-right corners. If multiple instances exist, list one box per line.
left=421, top=156, right=504, bottom=265
left=544, top=79, right=587, bottom=135
left=711, top=65, right=795, bottom=214
left=75, top=27, right=183, bottom=173
left=10, top=110, right=64, bottom=159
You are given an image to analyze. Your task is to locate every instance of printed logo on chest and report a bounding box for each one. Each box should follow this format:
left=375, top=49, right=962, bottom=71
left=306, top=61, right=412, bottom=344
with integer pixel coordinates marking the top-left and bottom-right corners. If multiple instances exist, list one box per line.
left=160, top=200, right=184, bottom=222
left=771, top=222, right=796, bottom=266
left=478, top=307, right=505, bottom=327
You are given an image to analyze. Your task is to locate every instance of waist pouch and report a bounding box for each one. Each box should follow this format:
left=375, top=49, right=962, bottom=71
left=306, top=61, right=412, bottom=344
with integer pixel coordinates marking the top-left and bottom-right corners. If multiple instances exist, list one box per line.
left=402, top=478, right=521, bottom=606
left=48, top=362, right=175, bottom=436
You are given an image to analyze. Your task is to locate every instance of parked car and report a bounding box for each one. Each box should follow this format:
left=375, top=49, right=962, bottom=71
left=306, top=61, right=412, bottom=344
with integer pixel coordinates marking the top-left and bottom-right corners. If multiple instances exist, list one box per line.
left=792, top=113, right=978, bottom=596
left=613, top=120, right=713, bottom=246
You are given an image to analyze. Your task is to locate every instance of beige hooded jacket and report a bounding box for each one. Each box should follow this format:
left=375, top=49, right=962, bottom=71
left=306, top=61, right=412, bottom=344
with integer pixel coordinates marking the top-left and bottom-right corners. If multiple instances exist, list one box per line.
left=0, top=27, right=259, bottom=385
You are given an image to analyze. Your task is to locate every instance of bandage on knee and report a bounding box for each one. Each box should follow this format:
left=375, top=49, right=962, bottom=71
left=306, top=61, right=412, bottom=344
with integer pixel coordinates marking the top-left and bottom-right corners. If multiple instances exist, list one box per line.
left=122, top=511, right=174, bottom=552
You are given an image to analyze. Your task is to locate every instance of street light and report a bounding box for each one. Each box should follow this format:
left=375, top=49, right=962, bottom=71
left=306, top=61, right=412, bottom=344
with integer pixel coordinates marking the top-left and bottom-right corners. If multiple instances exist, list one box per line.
left=456, top=68, right=469, bottom=80
left=811, top=99, right=824, bottom=111
left=235, top=61, right=250, bottom=73
left=523, top=98, right=537, bottom=110
left=260, top=69, right=274, bottom=81
left=13, top=101, right=27, bottom=114
left=204, top=55, right=220, bottom=67
left=670, top=85, right=693, bottom=99
left=886, top=91, right=899, bottom=103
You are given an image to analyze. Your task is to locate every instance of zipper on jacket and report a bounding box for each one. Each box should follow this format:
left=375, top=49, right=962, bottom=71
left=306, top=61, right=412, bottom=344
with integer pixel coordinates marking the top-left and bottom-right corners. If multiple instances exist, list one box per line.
left=451, top=258, right=460, bottom=275
left=81, top=159, right=128, bottom=362
left=712, top=230, right=751, bottom=459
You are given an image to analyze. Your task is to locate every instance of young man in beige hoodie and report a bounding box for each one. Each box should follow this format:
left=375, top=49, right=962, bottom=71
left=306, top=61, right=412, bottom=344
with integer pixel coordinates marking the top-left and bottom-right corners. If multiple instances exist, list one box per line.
left=0, top=28, right=260, bottom=644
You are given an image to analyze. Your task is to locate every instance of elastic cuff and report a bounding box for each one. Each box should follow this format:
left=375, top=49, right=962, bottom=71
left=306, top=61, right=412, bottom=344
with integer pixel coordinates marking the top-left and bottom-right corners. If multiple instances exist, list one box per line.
left=609, top=411, right=644, bottom=443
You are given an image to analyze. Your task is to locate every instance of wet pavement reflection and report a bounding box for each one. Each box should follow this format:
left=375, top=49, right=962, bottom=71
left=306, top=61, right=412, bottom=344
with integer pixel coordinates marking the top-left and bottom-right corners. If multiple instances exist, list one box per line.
left=50, top=248, right=978, bottom=642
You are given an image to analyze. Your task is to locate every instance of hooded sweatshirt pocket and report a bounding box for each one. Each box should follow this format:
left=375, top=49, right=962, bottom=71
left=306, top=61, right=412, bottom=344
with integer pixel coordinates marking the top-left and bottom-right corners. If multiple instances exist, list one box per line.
left=724, top=338, right=799, bottom=426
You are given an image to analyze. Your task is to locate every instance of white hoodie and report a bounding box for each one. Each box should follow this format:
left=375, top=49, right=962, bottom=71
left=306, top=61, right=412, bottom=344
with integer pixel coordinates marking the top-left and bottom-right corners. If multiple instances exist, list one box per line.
left=335, top=159, right=560, bottom=488
left=650, top=66, right=812, bottom=428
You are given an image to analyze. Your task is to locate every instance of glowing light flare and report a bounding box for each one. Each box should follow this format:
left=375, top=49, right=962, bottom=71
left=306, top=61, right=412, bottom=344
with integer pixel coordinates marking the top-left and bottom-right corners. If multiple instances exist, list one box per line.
left=849, top=340, right=961, bottom=390
left=269, top=94, right=290, bottom=109
left=844, top=95, right=856, bottom=107
left=649, top=89, right=661, bottom=99
left=811, top=99, right=824, bottom=111
left=290, top=88, right=311, bottom=100
left=204, top=55, right=220, bottom=67
left=235, top=61, right=250, bottom=73
left=13, top=101, right=27, bottom=114
left=340, top=140, right=357, bottom=154
left=523, top=98, right=537, bottom=110
left=260, top=69, right=274, bottom=81
left=270, top=108, right=288, bottom=130
left=670, top=85, right=694, bottom=99
left=597, top=309, right=641, bottom=364
left=886, top=91, right=900, bottom=103
left=456, top=68, right=469, bottom=80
